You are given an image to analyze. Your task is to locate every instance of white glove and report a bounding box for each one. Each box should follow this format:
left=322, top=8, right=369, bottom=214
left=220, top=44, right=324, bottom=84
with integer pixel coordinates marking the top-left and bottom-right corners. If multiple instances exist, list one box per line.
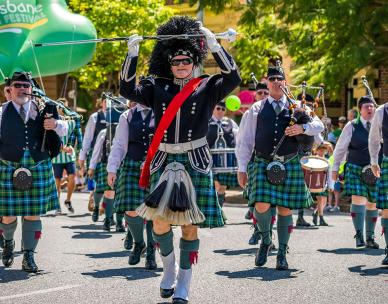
left=126, top=34, right=143, bottom=56
left=199, top=25, right=221, bottom=52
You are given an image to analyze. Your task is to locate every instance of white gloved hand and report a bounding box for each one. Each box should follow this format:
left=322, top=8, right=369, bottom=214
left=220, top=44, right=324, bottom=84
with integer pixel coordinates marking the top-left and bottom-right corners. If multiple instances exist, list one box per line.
left=126, top=34, right=143, bottom=56
left=199, top=25, right=221, bottom=52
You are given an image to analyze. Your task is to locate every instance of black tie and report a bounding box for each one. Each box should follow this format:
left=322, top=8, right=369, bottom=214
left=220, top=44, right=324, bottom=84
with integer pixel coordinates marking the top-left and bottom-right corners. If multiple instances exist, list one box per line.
left=366, top=121, right=371, bottom=132
left=19, top=106, right=26, bottom=123
left=274, top=101, right=282, bottom=115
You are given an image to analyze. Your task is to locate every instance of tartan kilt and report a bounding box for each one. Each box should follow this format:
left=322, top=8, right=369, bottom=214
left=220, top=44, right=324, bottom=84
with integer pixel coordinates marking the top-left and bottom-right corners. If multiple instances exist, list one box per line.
left=0, top=151, right=59, bottom=216
left=243, top=161, right=255, bottom=200
left=214, top=172, right=239, bottom=188
left=149, top=153, right=224, bottom=228
left=95, top=161, right=110, bottom=193
left=377, top=157, right=388, bottom=209
left=248, top=156, right=313, bottom=209
left=311, top=190, right=328, bottom=200
left=343, top=162, right=377, bottom=203
left=86, top=152, right=92, bottom=171
left=114, top=158, right=148, bottom=212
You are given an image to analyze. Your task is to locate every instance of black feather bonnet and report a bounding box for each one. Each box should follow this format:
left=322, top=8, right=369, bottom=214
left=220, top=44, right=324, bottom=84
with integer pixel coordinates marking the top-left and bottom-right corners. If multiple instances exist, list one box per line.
left=148, top=16, right=208, bottom=78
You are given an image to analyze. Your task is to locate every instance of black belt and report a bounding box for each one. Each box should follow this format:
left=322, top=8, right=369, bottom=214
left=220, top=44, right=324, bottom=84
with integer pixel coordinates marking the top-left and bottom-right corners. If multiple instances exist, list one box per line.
left=255, top=152, right=298, bottom=162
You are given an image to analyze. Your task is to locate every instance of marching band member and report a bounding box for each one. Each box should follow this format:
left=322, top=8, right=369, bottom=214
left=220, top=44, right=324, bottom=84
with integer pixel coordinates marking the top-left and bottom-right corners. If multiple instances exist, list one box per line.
left=236, top=66, right=323, bottom=270
left=0, top=71, right=67, bottom=272
left=120, top=16, right=241, bottom=304
left=207, top=100, right=239, bottom=206
left=333, top=96, right=380, bottom=249
left=79, top=97, right=107, bottom=223
left=107, top=103, right=157, bottom=269
left=369, top=100, right=388, bottom=265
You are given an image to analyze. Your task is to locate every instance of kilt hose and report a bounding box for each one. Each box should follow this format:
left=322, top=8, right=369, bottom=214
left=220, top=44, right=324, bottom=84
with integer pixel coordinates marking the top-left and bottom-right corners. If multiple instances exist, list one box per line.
left=377, top=157, right=388, bottom=209
left=114, top=158, right=148, bottom=213
left=344, top=162, right=378, bottom=203
left=95, top=161, right=110, bottom=193
left=0, top=150, right=59, bottom=216
left=214, top=172, right=239, bottom=188
left=148, top=153, right=224, bottom=228
left=249, top=156, right=313, bottom=209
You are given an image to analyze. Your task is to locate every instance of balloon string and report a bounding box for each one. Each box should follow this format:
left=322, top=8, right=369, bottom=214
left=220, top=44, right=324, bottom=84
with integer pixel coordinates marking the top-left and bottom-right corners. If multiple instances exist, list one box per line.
left=0, top=66, right=6, bottom=81
left=61, top=25, right=76, bottom=98
left=30, top=39, right=45, bottom=93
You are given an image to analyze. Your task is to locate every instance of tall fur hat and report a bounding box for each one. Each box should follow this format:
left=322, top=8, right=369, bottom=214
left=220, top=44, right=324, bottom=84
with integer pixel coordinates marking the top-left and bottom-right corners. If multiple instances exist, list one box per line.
left=148, top=16, right=208, bottom=78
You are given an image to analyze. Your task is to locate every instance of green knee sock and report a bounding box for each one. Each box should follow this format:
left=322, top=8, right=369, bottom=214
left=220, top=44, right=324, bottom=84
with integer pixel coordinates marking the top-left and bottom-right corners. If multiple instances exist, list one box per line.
left=382, top=218, right=388, bottom=246
left=254, top=208, right=272, bottom=245
left=103, top=197, right=114, bottom=218
left=277, top=214, right=293, bottom=249
left=93, top=192, right=103, bottom=208
left=125, top=215, right=144, bottom=244
left=350, top=204, right=366, bottom=233
left=365, top=209, right=378, bottom=239
left=270, top=206, right=277, bottom=238
left=22, top=219, right=42, bottom=251
left=179, top=238, right=200, bottom=270
left=153, top=229, right=174, bottom=257
left=0, top=220, right=17, bottom=240
left=146, top=221, right=155, bottom=248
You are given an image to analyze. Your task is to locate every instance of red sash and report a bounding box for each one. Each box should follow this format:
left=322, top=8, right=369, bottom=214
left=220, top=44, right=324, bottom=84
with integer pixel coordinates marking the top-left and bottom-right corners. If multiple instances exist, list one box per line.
left=139, top=77, right=202, bottom=188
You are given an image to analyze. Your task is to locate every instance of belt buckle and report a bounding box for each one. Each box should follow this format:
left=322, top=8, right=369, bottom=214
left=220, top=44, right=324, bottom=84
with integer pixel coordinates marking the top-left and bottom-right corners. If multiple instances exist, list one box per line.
left=172, top=145, right=182, bottom=152
left=273, top=155, right=284, bottom=162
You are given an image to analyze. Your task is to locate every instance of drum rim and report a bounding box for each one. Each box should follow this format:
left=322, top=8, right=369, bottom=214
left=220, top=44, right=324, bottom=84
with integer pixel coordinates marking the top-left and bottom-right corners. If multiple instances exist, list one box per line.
left=300, top=155, right=329, bottom=172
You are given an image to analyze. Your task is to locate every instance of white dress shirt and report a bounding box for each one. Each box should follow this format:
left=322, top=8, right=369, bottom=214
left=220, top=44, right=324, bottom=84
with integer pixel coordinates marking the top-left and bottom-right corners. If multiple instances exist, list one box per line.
left=369, top=104, right=385, bottom=166
left=236, top=96, right=324, bottom=172
left=107, top=104, right=153, bottom=174
left=89, top=129, right=106, bottom=170
left=332, top=117, right=371, bottom=171
left=210, top=115, right=239, bottom=138
left=0, top=100, right=68, bottom=137
left=79, top=111, right=106, bottom=161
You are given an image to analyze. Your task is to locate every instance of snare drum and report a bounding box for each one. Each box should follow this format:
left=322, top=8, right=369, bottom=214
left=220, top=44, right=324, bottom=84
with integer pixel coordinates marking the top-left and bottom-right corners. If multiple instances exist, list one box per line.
left=210, top=147, right=237, bottom=173
left=300, top=156, right=329, bottom=193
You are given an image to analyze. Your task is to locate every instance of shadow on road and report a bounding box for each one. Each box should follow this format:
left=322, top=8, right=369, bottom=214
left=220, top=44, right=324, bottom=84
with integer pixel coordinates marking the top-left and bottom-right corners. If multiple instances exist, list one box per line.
left=0, top=268, right=46, bottom=283
left=318, top=248, right=384, bottom=256
left=348, top=264, right=388, bottom=277
left=62, top=224, right=101, bottom=231
left=215, top=267, right=302, bottom=281
left=82, top=267, right=161, bottom=281
left=84, top=251, right=129, bottom=259
left=66, top=213, right=92, bottom=219
left=214, top=248, right=257, bottom=256
left=71, top=231, right=113, bottom=239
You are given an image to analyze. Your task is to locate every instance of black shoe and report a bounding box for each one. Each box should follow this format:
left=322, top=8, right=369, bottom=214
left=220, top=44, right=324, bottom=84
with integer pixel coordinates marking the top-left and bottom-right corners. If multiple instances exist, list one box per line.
left=319, top=216, right=328, bottom=226
left=296, top=216, right=311, bottom=227
left=0, top=234, right=4, bottom=249
left=312, top=211, right=318, bottom=226
left=2, top=239, right=15, bottom=267
left=366, top=237, right=379, bottom=249
left=124, top=230, right=133, bottom=250
left=92, top=207, right=99, bottom=222
left=269, top=242, right=277, bottom=251
left=382, top=247, right=388, bottom=266
left=116, top=222, right=125, bottom=233
left=128, top=242, right=146, bottom=265
left=172, top=298, right=188, bottom=304
left=276, top=246, right=289, bottom=270
left=160, top=288, right=174, bottom=299
left=103, top=218, right=111, bottom=231
left=255, top=242, right=271, bottom=267
left=64, top=200, right=74, bottom=213
left=145, top=246, right=157, bottom=270
left=248, top=227, right=261, bottom=245
left=354, top=230, right=365, bottom=247
left=22, top=250, right=38, bottom=273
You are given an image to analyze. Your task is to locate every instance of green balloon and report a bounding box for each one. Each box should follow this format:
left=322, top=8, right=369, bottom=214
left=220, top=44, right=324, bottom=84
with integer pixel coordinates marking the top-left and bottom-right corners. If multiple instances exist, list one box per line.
left=0, top=0, right=96, bottom=82
left=225, top=95, right=241, bottom=111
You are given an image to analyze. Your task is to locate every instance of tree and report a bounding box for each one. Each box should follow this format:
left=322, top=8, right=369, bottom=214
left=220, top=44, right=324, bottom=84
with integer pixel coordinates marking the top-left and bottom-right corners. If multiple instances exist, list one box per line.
left=68, top=0, right=174, bottom=92
left=191, top=0, right=388, bottom=97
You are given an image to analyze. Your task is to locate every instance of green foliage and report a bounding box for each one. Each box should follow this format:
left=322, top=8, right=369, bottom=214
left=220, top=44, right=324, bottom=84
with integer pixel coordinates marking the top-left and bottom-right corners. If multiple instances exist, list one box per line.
left=68, top=0, right=174, bottom=91
left=193, top=0, right=388, bottom=97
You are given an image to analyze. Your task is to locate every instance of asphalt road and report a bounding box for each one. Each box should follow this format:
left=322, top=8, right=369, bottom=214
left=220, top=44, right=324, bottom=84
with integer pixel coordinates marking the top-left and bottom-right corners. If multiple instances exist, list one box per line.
left=0, top=192, right=387, bottom=304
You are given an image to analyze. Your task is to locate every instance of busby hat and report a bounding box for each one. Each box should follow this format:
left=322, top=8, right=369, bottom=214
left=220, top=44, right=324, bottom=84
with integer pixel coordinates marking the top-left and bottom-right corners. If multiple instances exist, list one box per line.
left=357, top=96, right=374, bottom=109
left=267, top=66, right=285, bottom=79
left=5, top=71, right=32, bottom=86
left=256, top=82, right=268, bottom=91
left=216, top=100, right=226, bottom=108
left=297, top=93, right=314, bottom=102
left=148, top=16, right=208, bottom=78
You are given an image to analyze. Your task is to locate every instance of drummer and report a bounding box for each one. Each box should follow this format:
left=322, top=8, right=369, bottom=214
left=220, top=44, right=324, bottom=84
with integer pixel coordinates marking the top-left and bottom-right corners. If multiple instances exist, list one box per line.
left=332, top=96, right=380, bottom=249
left=236, top=65, right=324, bottom=270
left=207, top=100, right=239, bottom=206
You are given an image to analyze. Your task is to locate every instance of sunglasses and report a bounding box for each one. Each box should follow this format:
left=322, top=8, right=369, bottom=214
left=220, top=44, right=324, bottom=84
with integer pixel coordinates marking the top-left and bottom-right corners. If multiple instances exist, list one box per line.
left=268, top=76, right=284, bottom=82
left=216, top=106, right=226, bottom=111
left=170, top=58, right=193, bottom=66
left=257, top=91, right=269, bottom=96
left=12, top=83, right=31, bottom=88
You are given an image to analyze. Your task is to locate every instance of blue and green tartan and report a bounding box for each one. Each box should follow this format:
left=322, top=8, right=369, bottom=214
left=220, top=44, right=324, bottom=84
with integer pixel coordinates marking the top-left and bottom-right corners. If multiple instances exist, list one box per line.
left=0, top=150, right=59, bottom=216
left=377, top=157, right=388, bottom=209
left=214, top=172, right=239, bottom=188
left=95, top=161, right=110, bottom=193
left=114, top=158, right=148, bottom=212
left=243, top=160, right=255, bottom=201
left=344, top=162, right=377, bottom=203
left=249, top=156, right=313, bottom=209
left=150, top=153, right=224, bottom=228
left=311, top=190, right=328, bottom=200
